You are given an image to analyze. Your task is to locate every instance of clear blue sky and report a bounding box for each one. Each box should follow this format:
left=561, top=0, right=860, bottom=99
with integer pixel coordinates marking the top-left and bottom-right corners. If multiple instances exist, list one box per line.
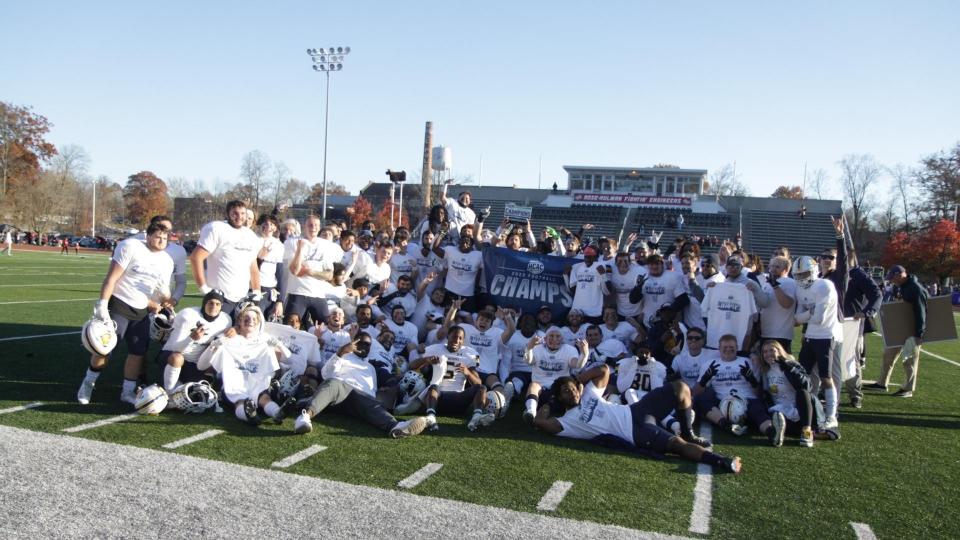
left=2, top=1, right=958, bottom=199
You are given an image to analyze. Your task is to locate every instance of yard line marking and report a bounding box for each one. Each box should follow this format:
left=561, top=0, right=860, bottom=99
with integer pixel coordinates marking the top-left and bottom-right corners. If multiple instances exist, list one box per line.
left=922, top=349, right=960, bottom=367
left=0, top=282, right=102, bottom=288
left=162, top=429, right=224, bottom=450
left=398, top=462, right=443, bottom=489
left=0, top=298, right=95, bottom=305
left=689, top=423, right=713, bottom=535
left=1, top=272, right=105, bottom=276
left=271, top=444, right=328, bottom=468
left=0, top=331, right=81, bottom=342
left=536, top=480, right=573, bottom=512
left=850, top=522, right=878, bottom=540
left=0, top=402, right=44, bottom=415
left=62, top=413, right=138, bottom=433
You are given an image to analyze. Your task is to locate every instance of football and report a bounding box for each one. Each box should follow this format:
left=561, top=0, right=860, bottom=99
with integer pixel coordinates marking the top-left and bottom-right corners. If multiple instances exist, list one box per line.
left=719, top=395, right=748, bottom=424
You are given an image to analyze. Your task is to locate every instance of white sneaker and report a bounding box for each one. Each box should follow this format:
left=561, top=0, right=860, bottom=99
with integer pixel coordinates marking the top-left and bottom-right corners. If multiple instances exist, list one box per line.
left=477, top=412, right=495, bottom=428
left=502, top=382, right=515, bottom=403
left=467, top=411, right=494, bottom=432
left=771, top=412, right=786, bottom=448
left=120, top=389, right=137, bottom=406
left=823, top=416, right=839, bottom=430
left=730, top=423, right=748, bottom=436
left=77, top=379, right=95, bottom=405
left=294, top=410, right=313, bottom=434
left=390, top=416, right=429, bottom=439
left=426, top=414, right=438, bottom=432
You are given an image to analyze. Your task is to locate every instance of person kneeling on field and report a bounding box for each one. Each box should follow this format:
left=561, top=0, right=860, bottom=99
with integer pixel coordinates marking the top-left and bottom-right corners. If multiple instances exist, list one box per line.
left=292, top=332, right=429, bottom=439
left=197, top=304, right=292, bottom=425
left=159, top=289, right=233, bottom=393
left=532, top=364, right=739, bottom=473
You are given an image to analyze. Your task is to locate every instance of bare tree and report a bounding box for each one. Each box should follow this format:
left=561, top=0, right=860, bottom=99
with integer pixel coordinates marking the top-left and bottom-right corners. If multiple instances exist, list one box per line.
left=239, top=150, right=271, bottom=212
left=706, top=163, right=750, bottom=198
left=271, top=161, right=291, bottom=207
left=838, top=154, right=882, bottom=247
left=166, top=176, right=193, bottom=198
left=276, top=177, right=311, bottom=208
left=874, top=199, right=900, bottom=238
left=808, top=168, right=831, bottom=200
left=887, top=163, right=915, bottom=232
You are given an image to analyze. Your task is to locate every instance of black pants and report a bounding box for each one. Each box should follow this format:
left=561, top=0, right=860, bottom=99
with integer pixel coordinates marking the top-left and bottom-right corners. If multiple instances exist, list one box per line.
left=287, top=293, right=330, bottom=327
left=306, top=379, right=397, bottom=432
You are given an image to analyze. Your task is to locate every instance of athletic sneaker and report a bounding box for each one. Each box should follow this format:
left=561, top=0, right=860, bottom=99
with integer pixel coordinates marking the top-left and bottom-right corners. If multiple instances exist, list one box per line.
left=851, top=397, right=863, bottom=409
left=502, top=381, right=515, bottom=404
left=522, top=410, right=535, bottom=425
left=293, top=410, right=313, bottom=434
left=77, top=380, right=95, bottom=405
left=467, top=411, right=494, bottom=432
left=823, top=416, right=839, bottom=429
left=771, top=412, right=786, bottom=448
left=120, top=388, right=137, bottom=406
left=390, top=416, right=429, bottom=439
left=799, top=427, right=814, bottom=448
left=425, top=414, right=438, bottom=432
left=682, top=433, right=712, bottom=448
left=892, top=389, right=913, bottom=398
left=864, top=382, right=887, bottom=391
left=723, top=456, right=742, bottom=474
left=729, top=423, right=748, bottom=436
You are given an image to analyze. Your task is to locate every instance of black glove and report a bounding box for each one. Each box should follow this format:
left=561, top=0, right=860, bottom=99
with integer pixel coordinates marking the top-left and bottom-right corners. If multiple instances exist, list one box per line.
left=636, top=274, right=647, bottom=289
left=698, top=361, right=719, bottom=387
left=769, top=276, right=780, bottom=288
left=740, top=363, right=760, bottom=388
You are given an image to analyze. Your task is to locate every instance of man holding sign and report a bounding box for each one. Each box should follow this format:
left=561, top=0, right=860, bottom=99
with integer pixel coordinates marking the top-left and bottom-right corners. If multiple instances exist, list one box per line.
left=871, top=265, right=928, bottom=398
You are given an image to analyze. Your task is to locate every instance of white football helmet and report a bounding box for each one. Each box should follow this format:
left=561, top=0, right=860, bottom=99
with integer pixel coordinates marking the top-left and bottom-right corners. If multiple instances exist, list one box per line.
left=149, top=307, right=176, bottom=343
left=81, top=317, right=118, bottom=356
left=485, top=389, right=508, bottom=419
left=135, top=384, right=168, bottom=415
left=399, top=370, right=427, bottom=399
left=275, top=369, right=301, bottom=400
left=719, top=395, right=748, bottom=424
left=792, top=256, right=819, bottom=289
left=167, top=381, right=218, bottom=413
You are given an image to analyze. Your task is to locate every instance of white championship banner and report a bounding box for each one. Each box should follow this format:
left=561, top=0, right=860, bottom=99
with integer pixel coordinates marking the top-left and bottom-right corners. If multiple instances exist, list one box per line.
left=264, top=322, right=321, bottom=375
left=504, top=203, right=533, bottom=221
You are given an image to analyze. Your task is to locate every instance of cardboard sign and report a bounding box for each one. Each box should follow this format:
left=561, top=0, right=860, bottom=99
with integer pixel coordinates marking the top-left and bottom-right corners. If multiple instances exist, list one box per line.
left=878, top=295, right=956, bottom=349
left=504, top=203, right=533, bottom=221
left=839, top=318, right=863, bottom=381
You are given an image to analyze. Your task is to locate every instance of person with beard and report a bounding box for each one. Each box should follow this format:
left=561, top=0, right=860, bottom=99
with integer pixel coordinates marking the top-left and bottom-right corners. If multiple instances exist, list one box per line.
left=292, top=332, right=430, bottom=438
left=565, top=246, right=609, bottom=323
left=409, top=230, right=443, bottom=298
left=504, top=313, right=543, bottom=401
left=522, top=327, right=589, bottom=423
left=432, top=226, right=483, bottom=314
left=536, top=304, right=555, bottom=332
left=374, top=275, right=418, bottom=321
left=560, top=308, right=588, bottom=345
left=629, top=253, right=690, bottom=343
left=159, top=289, right=233, bottom=392
left=610, top=252, right=646, bottom=323
left=190, top=200, right=262, bottom=317
left=339, top=230, right=372, bottom=284
left=439, top=179, right=476, bottom=241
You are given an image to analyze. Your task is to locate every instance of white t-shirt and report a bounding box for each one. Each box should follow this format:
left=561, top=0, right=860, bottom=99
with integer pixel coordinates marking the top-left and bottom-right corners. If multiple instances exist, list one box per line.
left=760, top=276, right=797, bottom=340
left=530, top=343, right=579, bottom=388
left=377, top=285, right=418, bottom=320
left=795, top=278, right=841, bottom=341
left=389, top=249, right=417, bottom=284
left=321, top=352, right=377, bottom=398
left=702, top=356, right=757, bottom=399
left=161, top=307, right=233, bottom=362
left=640, top=272, right=687, bottom=327
left=616, top=357, right=667, bottom=397
left=442, top=246, right=483, bottom=297
left=558, top=382, right=634, bottom=443
left=385, top=319, right=419, bottom=357
left=609, top=265, right=645, bottom=318
left=444, top=198, right=476, bottom=236
left=258, top=236, right=285, bottom=289
left=506, top=331, right=542, bottom=373
left=284, top=237, right=343, bottom=299
left=764, top=363, right=799, bottom=420
left=316, top=326, right=352, bottom=365
left=560, top=324, right=587, bottom=346
left=600, top=321, right=638, bottom=349
left=198, top=221, right=261, bottom=302
left=131, top=233, right=187, bottom=284
left=202, top=336, right=283, bottom=403
left=462, top=325, right=505, bottom=374
left=409, top=243, right=444, bottom=296
left=111, top=239, right=175, bottom=310
left=588, top=338, right=628, bottom=367
left=424, top=343, right=480, bottom=392
left=570, top=262, right=605, bottom=317
left=702, top=282, right=758, bottom=350
left=411, top=297, right=446, bottom=334
left=343, top=246, right=373, bottom=281
left=364, top=259, right=393, bottom=288
left=671, top=348, right=717, bottom=389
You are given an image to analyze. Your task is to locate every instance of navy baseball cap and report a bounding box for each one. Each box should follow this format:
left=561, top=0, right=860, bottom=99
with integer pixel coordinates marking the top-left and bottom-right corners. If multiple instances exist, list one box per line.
left=885, top=265, right=906, bottom=280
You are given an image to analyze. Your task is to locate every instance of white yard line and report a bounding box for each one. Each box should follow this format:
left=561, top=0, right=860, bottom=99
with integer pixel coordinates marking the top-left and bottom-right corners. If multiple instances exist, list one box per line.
left=398, top=462, right=443, bottom=489
left=536, top=480, right=574, bottom=512
left=0, top=402, right=44, bottom=415
left=850, top=522, right=878, bottom=540
left=162, top=429, right=224, bottom=450
left=0, top=273, right=105, bottom=276
left=922, top=348, right=960, bottom=367
left=0, top=282, right=102, bottom=288
left=688, top=424, right=713, bottom=535
left=0, top=331, right=81, bottom=342
left=62, top=413, right=138, bottom=433
left=271, top=444, right=328, bottom=468
left=0, top=298, right=95, bottom=305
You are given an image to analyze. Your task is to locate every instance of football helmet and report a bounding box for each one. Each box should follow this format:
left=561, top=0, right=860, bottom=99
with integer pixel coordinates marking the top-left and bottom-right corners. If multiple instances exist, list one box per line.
left=399, top=370, right=427, bottom=399
left=719, top=395, right=748, bottom=425
left=167, top=381, right=218, bottom=413
left=81, top=317, right=118, bottom=356
left=484, top=389, right=508, bottom=419
left=134, top=384, right=168, bottom=415
left=274, top=369, right=301, bottom=401
left=792, top=256, right=819, bottom=289
left=149, top=307, right=176, bottom=343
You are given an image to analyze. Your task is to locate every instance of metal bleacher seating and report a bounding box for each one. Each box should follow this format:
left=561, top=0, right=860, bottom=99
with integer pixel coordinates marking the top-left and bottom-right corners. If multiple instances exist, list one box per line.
left=741, top=210, right=838, bottom=258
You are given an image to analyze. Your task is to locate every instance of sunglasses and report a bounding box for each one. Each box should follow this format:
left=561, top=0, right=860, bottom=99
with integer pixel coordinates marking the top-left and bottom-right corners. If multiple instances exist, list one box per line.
left=687, top=335, right=704, bottom=341
left=819, top=255, right=836, bottom=260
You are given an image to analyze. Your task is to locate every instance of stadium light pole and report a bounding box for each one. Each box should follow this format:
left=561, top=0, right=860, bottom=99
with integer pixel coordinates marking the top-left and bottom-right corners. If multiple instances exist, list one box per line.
left=307, top=46, right=350, bottom=225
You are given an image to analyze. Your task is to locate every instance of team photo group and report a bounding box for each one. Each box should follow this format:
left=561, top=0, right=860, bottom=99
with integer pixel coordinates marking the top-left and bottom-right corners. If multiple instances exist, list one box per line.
left=76, top=181, right=926, bottom=477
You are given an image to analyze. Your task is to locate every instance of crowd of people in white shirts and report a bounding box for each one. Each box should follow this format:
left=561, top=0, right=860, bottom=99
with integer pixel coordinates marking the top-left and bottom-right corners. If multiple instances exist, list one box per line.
left=76, top=192, right=878, bottom=474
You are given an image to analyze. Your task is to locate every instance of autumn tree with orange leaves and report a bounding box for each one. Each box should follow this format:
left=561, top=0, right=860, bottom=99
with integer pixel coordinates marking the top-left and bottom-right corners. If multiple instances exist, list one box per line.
left=124, top=171, right=170, bottom=228
left=882, top=219, right=960, bottom=283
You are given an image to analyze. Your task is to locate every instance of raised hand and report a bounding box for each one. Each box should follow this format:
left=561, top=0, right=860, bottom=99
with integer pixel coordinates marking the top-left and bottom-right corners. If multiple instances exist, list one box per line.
left=698, top=361, right=720, bottom=387
left=740, top=363, right=760, bottom=388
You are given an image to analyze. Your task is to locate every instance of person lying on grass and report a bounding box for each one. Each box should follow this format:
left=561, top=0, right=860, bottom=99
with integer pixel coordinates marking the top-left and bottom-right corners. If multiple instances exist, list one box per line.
left=531, top=363, right=742, bottom=474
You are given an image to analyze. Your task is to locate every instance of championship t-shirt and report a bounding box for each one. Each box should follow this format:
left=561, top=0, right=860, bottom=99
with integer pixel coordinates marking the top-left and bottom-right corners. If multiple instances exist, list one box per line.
left=570, top=262, right=605, bottom=317
left=161, top=307, right=233, bottom=363
left=462, top=324, right=506, bottom=374
left=640, top=272, right=687, bottom=327
left=609, top=265, right=645, bottom=318
left=760, top=275, right=797, bottom=340
left=284, top=237, right=344, bottom=298
left=111, top=239, right=175, bottom=310
left=506, top=331, right=543, bottom=373
left=198, top=221, right=260, bottom=302
left=671, top=348, right=718, bottom=389
left=558, top=381, right=634, bottom=443
left=701, top=356, right=757, bottom=399
left=258, top=236, right=285, bottom=289
left=530, top=343, right=579, bottom=388
left=702, top=282, right=758, bottom=350
left=442, top=246, right=483, bottom=297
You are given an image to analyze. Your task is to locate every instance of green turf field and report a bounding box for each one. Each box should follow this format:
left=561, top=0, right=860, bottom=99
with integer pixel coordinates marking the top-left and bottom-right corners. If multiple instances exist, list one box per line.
left=1, top=250, right=958, bottom=539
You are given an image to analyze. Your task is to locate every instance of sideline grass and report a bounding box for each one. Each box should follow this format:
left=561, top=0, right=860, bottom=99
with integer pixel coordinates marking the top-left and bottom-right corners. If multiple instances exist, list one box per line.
left=0, top=251, right=958, bottom=538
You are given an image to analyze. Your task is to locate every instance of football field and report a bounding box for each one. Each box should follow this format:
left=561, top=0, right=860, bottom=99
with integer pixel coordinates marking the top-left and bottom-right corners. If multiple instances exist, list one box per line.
left=1, top=250, right=958, bottom=539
